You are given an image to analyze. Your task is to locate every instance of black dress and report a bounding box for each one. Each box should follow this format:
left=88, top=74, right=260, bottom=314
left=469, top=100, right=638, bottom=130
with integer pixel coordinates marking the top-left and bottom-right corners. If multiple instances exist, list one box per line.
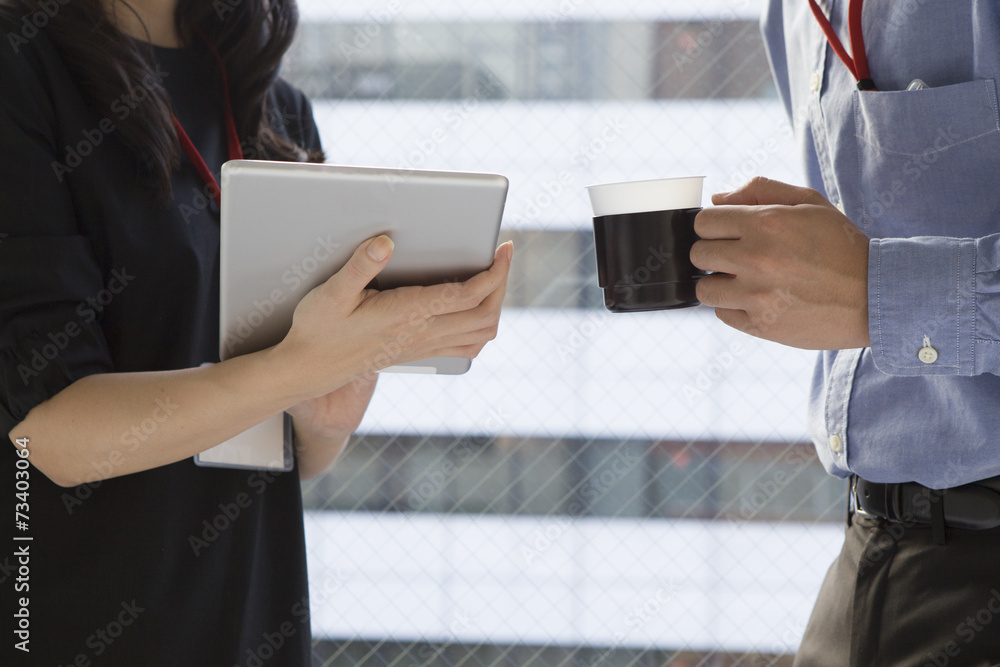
left=1, top=8, right=320, bottom=666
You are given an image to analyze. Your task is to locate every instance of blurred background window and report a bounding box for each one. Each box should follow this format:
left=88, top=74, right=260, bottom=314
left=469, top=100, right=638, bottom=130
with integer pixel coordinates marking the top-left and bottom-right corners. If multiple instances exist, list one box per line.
left=285, top=2, right=846, bottom=665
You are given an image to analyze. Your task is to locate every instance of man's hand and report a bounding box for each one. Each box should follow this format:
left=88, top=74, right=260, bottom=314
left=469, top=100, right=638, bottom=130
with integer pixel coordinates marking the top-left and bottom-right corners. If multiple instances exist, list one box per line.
left=689, top=177, right=870, bottom=350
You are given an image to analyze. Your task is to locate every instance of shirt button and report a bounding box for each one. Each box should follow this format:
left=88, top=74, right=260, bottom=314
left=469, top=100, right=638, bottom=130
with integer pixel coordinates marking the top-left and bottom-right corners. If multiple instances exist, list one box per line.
left=919, top=346, right=939, bottom=364
left=829, top=434, right=843, bottom=453
left=809, top=72, right=821, bottom=92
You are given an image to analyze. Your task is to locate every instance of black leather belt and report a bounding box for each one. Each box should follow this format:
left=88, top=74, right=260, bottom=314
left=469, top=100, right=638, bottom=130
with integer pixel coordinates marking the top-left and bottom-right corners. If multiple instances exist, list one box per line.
left=851, top=475, right=1000, bottom=537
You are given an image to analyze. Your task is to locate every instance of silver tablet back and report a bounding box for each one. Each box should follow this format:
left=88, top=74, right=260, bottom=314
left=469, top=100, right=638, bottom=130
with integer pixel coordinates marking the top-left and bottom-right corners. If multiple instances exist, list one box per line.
left=219, top=161, right=508, bottom=375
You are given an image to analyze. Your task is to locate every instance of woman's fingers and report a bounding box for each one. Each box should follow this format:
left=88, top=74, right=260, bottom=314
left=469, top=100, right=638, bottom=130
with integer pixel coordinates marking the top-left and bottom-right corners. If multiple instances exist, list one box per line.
left=321, top=235, right=395, bottom=302
left=416, top=265, right=509, bottom=344
left=282, top=238, right=513, bottom=389
left=413, top=241, right=513, bottom=316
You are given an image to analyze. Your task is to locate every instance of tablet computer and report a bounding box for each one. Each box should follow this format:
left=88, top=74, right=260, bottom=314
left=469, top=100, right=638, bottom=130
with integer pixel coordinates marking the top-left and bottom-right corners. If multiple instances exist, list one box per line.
left=217, top=160, right=509, bottom=374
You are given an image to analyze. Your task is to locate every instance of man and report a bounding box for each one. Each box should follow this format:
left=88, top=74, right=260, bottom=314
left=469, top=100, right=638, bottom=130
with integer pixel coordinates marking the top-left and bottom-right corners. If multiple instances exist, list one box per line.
left=690, top=1, right=1000, bottom=664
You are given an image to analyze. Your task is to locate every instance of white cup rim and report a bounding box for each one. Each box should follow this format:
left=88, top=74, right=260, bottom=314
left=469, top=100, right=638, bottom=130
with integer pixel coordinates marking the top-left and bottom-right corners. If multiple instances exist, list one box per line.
left=586, top=176, right=705, bottom=217
left=586, top=175, right=706, bottom=189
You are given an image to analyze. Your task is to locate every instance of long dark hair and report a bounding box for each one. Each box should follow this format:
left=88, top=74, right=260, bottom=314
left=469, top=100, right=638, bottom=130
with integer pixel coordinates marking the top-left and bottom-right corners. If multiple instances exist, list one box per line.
left=19, top=0, right=322, bottom=200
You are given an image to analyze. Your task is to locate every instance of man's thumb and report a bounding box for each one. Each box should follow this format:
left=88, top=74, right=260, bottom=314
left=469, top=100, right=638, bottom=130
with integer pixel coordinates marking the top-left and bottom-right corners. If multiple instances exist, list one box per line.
left=712, top=176, right=821, bottom=207
left=334, top=235, right=394, bottom=294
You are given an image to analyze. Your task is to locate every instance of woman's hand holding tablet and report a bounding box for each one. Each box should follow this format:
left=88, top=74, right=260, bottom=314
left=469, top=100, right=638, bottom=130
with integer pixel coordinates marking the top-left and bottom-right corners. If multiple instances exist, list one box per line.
left=274, top=234, right=514, bottom=405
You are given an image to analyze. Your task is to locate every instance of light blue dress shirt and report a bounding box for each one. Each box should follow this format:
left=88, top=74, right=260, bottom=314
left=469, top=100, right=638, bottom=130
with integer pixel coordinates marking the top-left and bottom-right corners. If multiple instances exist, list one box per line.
left=761, top=1, right=1000, bottom=488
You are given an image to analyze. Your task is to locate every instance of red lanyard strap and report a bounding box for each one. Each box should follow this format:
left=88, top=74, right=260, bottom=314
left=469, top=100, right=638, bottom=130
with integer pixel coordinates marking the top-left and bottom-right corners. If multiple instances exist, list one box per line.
left=171, top=29, right=244, bottom=209
left=808, top=0, right=877, bottom=91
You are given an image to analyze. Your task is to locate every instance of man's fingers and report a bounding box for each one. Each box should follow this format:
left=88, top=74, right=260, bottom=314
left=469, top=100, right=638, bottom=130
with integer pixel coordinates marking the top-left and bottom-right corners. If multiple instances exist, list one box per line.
left=693, top=207, right=753, bottom=241
left=714, top=307, right=753, bottom=335
left=711, top=176, right=825, bottom=207
left=689, top=238, right=742, bottom=274
left=694, top=273, right=745, bottom=311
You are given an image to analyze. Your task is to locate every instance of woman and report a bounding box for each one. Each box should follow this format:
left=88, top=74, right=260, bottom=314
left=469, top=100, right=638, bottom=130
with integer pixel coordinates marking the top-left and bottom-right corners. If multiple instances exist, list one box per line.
left=0, top=0, right=512, bottom=663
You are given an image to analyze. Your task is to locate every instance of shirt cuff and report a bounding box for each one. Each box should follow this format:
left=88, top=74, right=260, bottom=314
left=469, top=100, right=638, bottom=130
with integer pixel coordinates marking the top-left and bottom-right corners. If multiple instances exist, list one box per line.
left=868, top=236, right=977, bottom=376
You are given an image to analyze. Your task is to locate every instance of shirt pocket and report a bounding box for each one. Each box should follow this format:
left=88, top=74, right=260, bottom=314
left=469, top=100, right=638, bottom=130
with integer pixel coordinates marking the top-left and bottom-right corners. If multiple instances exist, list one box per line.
left=853, top=79, right=1000, bottom=238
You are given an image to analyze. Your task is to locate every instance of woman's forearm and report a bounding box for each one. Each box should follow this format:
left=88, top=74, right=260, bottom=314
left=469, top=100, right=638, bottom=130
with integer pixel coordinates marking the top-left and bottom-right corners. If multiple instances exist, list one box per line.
left=7, top=238, right=511, bottom=488
left=6, top=345, right=315, bottom=487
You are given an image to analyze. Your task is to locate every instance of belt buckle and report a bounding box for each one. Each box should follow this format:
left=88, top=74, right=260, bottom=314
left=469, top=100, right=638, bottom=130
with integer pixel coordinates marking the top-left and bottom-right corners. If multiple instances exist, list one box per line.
left=851, top=476, right=876, bottom=519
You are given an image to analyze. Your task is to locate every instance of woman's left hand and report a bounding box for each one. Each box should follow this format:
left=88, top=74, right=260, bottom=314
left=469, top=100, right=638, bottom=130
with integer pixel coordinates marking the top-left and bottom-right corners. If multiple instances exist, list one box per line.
left=286, top=373, right=378, bottom=438
left=285, top=373, right=379, bottom=478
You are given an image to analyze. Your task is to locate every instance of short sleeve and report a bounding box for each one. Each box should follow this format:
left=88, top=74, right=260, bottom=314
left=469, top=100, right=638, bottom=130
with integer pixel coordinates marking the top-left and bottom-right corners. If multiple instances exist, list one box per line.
left=0, top=29, right=114, bottom=433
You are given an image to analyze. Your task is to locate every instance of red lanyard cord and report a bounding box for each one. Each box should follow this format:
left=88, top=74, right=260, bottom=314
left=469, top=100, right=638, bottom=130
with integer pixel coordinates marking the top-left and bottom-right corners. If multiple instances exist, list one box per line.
left=807, top=0, right=877, bottom=91
left=171, top=29, right=244, bottom=209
